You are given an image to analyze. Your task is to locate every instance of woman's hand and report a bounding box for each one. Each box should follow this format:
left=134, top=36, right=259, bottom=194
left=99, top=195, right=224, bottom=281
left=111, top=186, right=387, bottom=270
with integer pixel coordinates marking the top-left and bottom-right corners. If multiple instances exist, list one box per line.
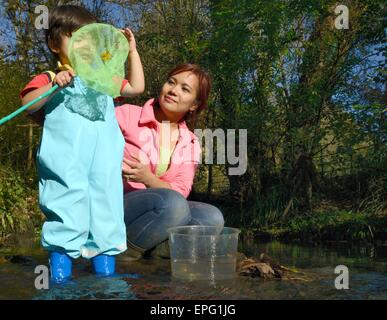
left=122, top=153, right=153, bottom=185
left=54, top=70, right=75, bottom=87
left=121, top=27, right=137, bottom=53
left=122, top=153, right=172, bottom=189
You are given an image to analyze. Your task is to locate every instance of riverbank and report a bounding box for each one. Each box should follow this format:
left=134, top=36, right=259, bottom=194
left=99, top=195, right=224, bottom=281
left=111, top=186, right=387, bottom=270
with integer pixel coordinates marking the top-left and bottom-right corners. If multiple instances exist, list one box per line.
left=216, top=197, right=387, bottom=245
left=248, top=210, right=387, bottom=244
left=2, top=206, right=386, bottom=248
left=1, top=167, right=386, bottom=247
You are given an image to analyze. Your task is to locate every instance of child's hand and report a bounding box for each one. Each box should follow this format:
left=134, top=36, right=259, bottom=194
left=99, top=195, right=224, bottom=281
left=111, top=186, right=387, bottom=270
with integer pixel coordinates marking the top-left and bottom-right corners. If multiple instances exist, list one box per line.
left=121, top=28, right=137, bottom=53
left=120, top=27, right=144, bottom=97
left=54, top=70, right=75, bottom=87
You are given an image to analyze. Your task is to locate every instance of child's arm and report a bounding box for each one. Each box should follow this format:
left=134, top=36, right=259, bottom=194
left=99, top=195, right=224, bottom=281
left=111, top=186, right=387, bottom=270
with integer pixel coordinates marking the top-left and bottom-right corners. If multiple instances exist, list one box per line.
left=120, top=28, right=145, bottom=97
left=21, top=70, right=75, bottom=113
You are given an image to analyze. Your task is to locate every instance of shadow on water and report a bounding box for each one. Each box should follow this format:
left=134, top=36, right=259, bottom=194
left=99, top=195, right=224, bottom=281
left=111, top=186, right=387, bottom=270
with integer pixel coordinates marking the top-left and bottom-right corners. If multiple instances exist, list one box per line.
left=0, top=237, right=386, bottom=300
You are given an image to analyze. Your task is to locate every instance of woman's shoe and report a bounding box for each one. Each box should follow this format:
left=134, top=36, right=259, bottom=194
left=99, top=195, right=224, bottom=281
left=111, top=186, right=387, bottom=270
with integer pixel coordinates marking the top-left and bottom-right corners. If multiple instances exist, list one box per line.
left=49, top=251, right=72, bottom=283
left=91, top=254, right=115, bottom=276
left=125, top=240, right=146, bottom=260
left=147, top=240, right=171, bottom=259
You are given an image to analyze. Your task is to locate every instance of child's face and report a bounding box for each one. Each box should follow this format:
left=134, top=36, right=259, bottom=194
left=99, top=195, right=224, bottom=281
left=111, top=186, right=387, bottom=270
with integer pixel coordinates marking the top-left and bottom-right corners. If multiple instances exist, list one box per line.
left=51, top=35, right=71, bottom=65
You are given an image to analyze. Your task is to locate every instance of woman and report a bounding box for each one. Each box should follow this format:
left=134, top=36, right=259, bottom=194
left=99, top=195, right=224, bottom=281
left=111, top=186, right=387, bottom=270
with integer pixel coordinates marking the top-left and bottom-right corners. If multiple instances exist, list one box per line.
left=115, top=63, right=224, bottom=258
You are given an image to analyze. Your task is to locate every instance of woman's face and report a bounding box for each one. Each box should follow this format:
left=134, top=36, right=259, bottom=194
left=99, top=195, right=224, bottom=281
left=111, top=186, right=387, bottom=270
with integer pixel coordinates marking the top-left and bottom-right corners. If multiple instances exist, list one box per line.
left=158, top=71, right=199, bottom=121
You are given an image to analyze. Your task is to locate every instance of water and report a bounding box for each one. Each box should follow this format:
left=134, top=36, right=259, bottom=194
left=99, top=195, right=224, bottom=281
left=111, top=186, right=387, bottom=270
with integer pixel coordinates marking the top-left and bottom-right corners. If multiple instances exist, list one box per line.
left=1, top=237, right=386, bottom=299
left=171, top=255, right=237, bottom=281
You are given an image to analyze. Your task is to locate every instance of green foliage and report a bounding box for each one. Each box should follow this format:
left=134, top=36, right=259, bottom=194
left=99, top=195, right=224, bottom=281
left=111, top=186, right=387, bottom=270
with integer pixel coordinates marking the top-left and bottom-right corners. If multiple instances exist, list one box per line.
left=260, top=209, right=387, bottom=242
left=0, top=166, right=43, bottom=244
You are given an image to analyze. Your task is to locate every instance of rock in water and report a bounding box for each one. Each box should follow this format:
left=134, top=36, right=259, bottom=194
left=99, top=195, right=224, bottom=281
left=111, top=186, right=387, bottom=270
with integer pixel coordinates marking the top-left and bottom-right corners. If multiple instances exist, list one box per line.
left=238, top=253, right=289, bottom=279
left=5, top=255, right=35, bottom=266
left=237, top=253, right=314, bottom=282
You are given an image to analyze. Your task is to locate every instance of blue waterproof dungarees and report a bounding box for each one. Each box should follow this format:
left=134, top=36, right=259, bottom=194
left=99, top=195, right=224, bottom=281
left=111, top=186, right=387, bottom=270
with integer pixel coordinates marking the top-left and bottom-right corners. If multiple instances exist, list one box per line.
left=37, top=76, right=127, bottom=259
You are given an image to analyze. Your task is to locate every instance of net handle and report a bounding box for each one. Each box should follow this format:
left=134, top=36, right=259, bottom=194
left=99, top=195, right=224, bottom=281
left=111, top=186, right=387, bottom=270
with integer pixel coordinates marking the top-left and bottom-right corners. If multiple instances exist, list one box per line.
left=0, top=84, right=59, bottom=126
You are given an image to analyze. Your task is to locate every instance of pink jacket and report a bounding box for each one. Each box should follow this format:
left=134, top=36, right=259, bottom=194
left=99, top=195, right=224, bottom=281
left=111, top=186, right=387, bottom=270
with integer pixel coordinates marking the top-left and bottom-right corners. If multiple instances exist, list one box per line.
left=115, top=98, right=201, bottom=198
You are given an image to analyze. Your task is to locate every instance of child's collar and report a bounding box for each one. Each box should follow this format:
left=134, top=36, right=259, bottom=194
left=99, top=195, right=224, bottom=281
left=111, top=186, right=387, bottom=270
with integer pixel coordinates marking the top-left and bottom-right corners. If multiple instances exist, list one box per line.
left=57, top=61, right=75, bottom=73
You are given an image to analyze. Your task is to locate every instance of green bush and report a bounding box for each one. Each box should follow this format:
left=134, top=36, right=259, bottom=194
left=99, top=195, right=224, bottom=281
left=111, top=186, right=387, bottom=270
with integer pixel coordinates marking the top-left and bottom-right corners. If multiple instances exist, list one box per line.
left=263, top=210, right=387, bottom=242
left=0, top=166, right=42, bottom=245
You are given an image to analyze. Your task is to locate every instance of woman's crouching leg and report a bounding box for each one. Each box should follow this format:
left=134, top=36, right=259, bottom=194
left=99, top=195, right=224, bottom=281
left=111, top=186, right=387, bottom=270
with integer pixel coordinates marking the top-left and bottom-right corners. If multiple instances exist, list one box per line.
left=124, top=188, right=191, bottom=252
left=187, top=201, right=225, bottom=230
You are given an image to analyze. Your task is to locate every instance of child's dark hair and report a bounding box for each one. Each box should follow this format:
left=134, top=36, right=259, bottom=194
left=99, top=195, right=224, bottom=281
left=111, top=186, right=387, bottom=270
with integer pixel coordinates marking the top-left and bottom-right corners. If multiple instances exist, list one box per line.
left=45, top=5, right=98, bottom=54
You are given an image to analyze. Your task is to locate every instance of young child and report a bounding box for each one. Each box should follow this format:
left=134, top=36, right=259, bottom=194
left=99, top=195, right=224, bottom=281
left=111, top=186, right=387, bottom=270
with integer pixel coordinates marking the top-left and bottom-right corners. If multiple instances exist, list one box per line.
left=20, top=5, right=145, bottom=282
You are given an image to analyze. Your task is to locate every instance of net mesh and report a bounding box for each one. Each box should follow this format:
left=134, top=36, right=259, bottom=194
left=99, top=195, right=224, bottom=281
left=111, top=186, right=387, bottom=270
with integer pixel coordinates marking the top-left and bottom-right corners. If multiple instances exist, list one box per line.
left=62, top=77, right=108, bottom=121
left=68, top=23, right=129, bottom=98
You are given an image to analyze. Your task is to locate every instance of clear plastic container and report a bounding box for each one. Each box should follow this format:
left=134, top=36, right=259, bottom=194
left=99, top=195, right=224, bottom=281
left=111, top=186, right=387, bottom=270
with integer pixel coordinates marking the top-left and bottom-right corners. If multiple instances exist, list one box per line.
left=167, top=226, right=240, bottom=281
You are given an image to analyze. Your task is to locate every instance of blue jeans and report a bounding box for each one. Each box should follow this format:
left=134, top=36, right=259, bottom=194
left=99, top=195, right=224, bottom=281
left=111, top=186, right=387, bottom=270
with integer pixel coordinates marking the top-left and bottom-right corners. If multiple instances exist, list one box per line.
left=123, top=188, right=224, bottom=251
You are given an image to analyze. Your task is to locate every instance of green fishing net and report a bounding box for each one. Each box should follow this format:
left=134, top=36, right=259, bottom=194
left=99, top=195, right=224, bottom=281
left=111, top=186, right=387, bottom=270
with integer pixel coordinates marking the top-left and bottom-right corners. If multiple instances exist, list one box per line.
left=68, top=23, right=129, bottom=98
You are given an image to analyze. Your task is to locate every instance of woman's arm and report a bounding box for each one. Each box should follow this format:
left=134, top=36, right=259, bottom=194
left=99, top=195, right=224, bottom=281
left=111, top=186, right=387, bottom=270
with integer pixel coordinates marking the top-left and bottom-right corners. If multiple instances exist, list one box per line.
left=143, top=173, right=172, bottom=189
left=122, top=156, right=172, bottom=189
left=120, top=28, right=145, bottom=97
left=122, top=152, right=198, bottom=198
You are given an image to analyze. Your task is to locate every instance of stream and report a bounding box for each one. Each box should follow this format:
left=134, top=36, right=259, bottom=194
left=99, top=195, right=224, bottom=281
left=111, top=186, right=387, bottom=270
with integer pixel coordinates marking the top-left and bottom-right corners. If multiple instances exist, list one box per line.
left=1, top=237, right=386, bottom=300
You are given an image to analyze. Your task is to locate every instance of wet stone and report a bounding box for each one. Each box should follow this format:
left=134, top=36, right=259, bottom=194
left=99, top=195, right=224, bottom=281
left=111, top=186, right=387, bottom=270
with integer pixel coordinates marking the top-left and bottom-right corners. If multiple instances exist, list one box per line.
left=5, top=255, right=35, bottom=266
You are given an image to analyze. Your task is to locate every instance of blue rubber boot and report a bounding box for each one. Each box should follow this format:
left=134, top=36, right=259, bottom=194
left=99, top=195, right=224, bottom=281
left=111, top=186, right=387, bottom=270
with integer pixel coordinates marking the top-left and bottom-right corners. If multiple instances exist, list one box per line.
left=91, top=254, right=115, bottom=276
left=49, top=251, right=72, bottom=283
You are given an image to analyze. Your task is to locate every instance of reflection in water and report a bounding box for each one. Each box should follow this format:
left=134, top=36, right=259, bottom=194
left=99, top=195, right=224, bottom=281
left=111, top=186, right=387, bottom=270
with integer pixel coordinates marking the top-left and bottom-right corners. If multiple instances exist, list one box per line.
left=1, top=239, right=386, bottom=300
left=240, top=239, right=387, bottom=270
left=34, top=276, right=136, bottom=300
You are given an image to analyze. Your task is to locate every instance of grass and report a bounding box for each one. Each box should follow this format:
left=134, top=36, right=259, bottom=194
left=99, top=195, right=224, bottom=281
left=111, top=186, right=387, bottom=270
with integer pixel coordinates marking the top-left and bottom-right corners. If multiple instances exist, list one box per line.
left=260, top=210, right=387, bottom=243
left=0, top=165, right=43, bottom=246
left=216, top=191, right=387, bottom=244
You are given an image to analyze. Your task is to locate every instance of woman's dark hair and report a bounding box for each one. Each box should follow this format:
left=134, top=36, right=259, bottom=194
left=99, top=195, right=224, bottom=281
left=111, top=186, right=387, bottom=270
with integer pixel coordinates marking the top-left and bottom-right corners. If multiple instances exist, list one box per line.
left=165, top=63, right=212, bottom=125
left=45, top=5, right=98, bottom=54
